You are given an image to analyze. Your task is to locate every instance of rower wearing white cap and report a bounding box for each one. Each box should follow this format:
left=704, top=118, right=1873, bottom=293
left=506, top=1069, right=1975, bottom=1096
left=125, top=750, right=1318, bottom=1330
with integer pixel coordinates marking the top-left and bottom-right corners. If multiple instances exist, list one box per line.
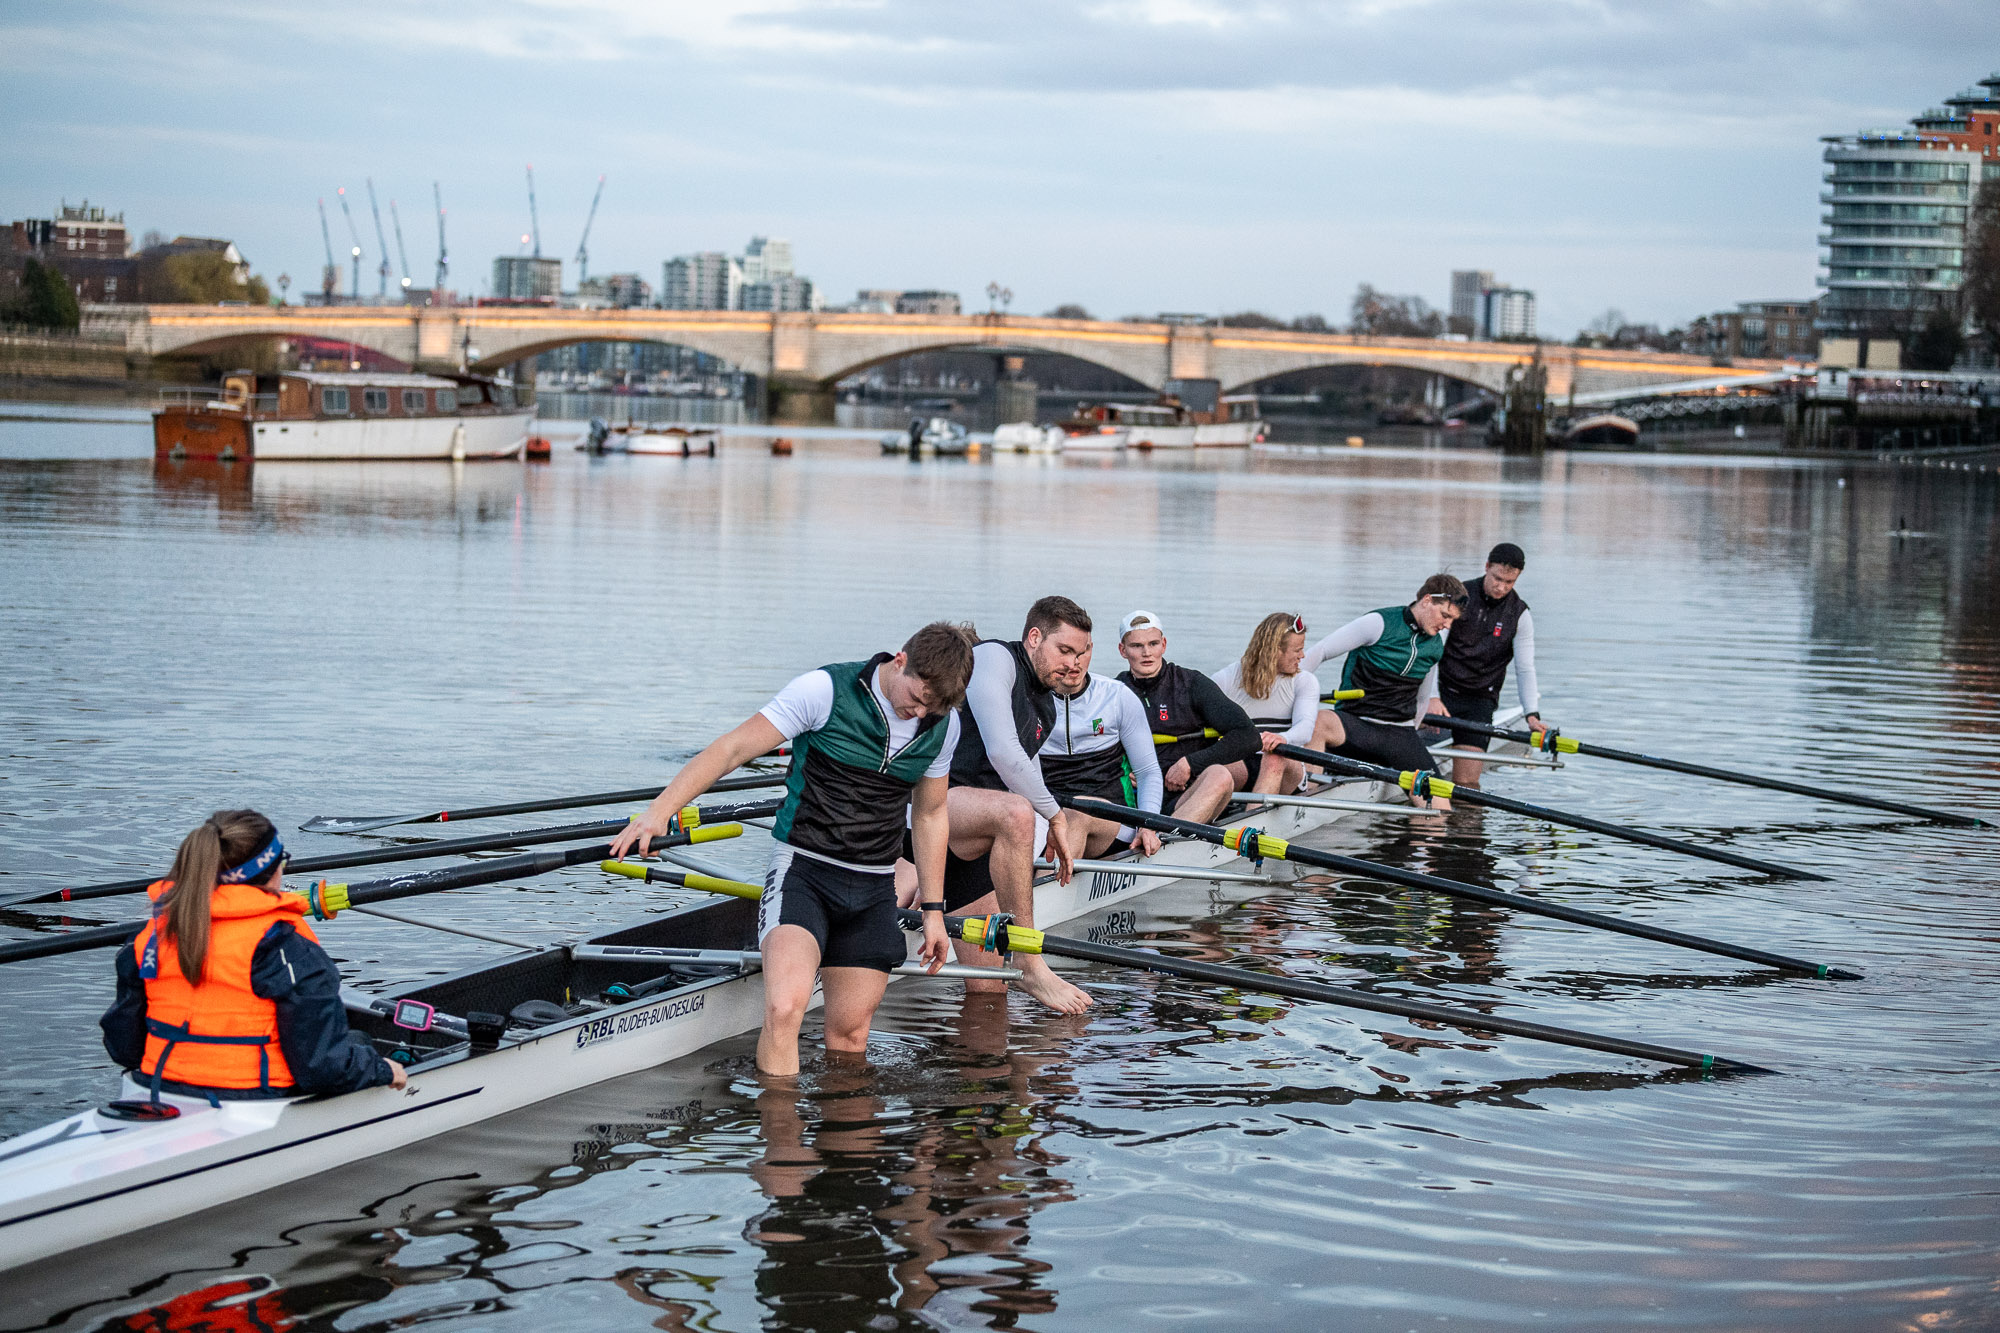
left=1114, top=610, right=1261, bottom=824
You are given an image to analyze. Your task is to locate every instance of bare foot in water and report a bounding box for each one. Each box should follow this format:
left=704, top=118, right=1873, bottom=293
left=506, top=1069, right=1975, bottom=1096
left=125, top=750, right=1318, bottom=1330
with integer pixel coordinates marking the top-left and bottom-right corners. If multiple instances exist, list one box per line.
left=1016, top=959, right=1092, bottom=1013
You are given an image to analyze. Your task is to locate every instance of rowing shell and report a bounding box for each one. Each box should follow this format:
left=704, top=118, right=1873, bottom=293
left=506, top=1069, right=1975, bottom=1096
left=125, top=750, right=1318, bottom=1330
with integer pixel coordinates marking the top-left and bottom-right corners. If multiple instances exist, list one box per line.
left=0, top=718, right=1516, bottom=1272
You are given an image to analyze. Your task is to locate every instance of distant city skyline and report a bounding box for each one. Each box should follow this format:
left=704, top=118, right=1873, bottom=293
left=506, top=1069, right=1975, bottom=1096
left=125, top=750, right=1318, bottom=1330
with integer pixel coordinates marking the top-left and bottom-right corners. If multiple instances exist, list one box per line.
left=0, top=2, right=1987, bottom=335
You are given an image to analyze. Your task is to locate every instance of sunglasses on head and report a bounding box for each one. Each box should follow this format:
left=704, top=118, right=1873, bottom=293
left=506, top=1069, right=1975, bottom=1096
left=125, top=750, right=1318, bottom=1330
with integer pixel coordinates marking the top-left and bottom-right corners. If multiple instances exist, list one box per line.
left=1290, top=615, right=1307, bottom=634
left=1428, top=593, right=1468, bottom=610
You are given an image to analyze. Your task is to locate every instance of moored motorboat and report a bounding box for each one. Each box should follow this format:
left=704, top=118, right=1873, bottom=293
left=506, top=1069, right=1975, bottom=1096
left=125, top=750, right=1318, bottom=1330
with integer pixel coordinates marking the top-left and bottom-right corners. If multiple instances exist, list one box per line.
left=623, top=425, right=719, bottom=456
left=153, top=370, right=534, bottom=462
left=0, top=720, right=1535, bottom=1275
left=993, top=422, right=1065, bottom=453
left=1561, top=413, right=1642, bottom=448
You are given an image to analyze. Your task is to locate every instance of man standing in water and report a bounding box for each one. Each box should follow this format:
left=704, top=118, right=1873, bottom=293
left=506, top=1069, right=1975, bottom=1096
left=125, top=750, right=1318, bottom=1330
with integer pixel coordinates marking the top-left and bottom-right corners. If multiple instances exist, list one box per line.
left=1432, top=542, right=1549, bottom=786
left=932, top=596, right=1094, bottom=1014
left=613, top=624, right=973, bottom=1076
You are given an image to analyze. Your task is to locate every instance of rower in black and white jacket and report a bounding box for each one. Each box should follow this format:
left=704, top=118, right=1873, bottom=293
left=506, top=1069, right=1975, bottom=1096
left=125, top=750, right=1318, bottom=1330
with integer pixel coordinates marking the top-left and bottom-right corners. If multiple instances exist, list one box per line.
left=1039, top=671, right=1165, bottom=861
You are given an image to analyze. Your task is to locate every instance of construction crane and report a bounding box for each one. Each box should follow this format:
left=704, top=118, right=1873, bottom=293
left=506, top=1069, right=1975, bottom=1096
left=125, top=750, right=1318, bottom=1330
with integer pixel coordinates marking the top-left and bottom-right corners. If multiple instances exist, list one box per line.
left=574, top=174, right=605, bottom=285
left=317, top=198, right=337, bottom=303
left=389, top=198, right=412, bottom=295
left=525, top=163, right=542, bottom=258
left=432, top=182, right=449, bottom=292
left=335, top=187, right=364, bottom=300
left=366, top=179, right=392, bottom=300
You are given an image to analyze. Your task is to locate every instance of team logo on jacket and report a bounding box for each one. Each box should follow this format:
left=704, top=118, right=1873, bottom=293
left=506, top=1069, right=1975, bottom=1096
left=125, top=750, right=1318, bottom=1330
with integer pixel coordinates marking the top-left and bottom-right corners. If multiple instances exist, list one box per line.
left=1158, top=707, right=1169, bottom=721
left=1492, top=625, right=1503, bottom=637
left=1091, top=717, right=1104, bottom=734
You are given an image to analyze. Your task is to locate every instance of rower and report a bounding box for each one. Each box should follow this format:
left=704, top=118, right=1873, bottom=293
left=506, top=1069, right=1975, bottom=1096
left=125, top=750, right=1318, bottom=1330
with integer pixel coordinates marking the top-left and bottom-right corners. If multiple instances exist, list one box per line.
left=99, top=809, right=407, bottom=1105
left=1435, top=542, right=1548, bottom=786
left=1212, top=613, right=1322, bottom=797
left=613, top=624, right=972, bottom=1077
left=1302, top=574, right=1467, bottom=810
left=934, top=595, right=1093, bottom=1014
left=1038, top=666, right=1165, bottom=860
left=1113, top=610, right=1259, bottom=824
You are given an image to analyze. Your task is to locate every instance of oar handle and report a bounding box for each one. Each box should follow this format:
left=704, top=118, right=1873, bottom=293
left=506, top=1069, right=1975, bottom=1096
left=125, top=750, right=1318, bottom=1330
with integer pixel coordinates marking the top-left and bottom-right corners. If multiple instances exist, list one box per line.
left=600, top=859, right=763, bottom=900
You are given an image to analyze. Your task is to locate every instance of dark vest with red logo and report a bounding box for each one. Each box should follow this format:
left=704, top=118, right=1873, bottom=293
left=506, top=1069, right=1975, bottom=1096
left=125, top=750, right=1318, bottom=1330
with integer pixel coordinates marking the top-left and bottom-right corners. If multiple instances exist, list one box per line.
left=949, top=639, right=1057, bottom=792
left=1438, top=580, right=1529, bottom=702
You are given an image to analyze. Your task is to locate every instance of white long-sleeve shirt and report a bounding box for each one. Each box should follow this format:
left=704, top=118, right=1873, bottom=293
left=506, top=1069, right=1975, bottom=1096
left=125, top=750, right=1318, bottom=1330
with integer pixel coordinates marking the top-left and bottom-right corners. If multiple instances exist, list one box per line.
left=1042, top=673, right=1163, bottom=839
left=961, top=639, right=1061, bottom=819
left=1211, top=661, right=1321, bottom=746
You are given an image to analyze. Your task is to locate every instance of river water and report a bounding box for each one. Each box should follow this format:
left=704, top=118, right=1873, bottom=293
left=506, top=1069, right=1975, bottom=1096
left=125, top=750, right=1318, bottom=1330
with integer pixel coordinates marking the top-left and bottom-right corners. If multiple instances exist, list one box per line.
left=0, top=412, right=1997, bottom=1330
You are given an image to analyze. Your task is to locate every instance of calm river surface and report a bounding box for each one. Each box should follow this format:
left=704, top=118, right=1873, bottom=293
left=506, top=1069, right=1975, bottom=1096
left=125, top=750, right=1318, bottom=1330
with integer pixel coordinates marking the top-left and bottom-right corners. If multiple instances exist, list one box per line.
left=0, top=413, right=1997, bottom=1331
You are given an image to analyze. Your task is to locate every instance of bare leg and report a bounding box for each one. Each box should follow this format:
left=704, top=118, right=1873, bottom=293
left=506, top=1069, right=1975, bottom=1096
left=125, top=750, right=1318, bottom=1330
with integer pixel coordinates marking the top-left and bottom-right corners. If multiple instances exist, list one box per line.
left=1311, top=711, right=1346, bottom=750
left=757, top=924, right=822, bottom=1077
left=945, top=787, right=1092, bottom=1014
left=819, top=966, right=891, bottom=1056
left=1450, top=744, right=1486, bottom=789
left=1252, top=753, right=1303, bottom=795
left=1173, top=764, right=1237, bottom=825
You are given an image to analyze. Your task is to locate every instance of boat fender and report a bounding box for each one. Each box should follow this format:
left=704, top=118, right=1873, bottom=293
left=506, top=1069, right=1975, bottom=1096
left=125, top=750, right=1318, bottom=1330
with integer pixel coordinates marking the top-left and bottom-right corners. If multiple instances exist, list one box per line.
left=465, top=1011, right=507, bottom=1051
left=508, top=999, right=570, bottom=1029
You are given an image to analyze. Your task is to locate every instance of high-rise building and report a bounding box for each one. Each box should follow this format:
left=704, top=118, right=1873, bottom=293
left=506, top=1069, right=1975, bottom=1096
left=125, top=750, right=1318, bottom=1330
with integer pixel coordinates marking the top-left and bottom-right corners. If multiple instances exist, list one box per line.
left=1482, top=287, right=1537, bottom=340
left=741, top=236, right=793, bottom=285
left=661, top=252, right=742, bottom=310
left=578, top=272, right=652, bottom=308
left=492, top=255, right=560, bottom=300
left=1818, top=72, right=2000, bottom=340
left=739, top=275, right=817, bottom=312
left=1449, top=270, right=1492, bottom=328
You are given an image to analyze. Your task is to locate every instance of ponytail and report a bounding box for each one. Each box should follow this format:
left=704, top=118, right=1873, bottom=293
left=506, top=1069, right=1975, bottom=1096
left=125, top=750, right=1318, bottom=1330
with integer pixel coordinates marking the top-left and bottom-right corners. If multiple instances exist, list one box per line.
left=158, top=809, right=277, bottom=985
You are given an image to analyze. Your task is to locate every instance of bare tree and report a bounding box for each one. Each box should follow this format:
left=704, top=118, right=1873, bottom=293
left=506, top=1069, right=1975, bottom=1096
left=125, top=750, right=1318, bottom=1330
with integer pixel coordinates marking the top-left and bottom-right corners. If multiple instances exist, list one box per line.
left=1045, top=303, right=1091, bottom=320
left=1290, top=313, right=1330, bottom=333
left=1218, top=311, right=1286, bottom=329
left=1964, top=178, right=2000, bottom=362
left=1348, top=284, right=1444, bottom=338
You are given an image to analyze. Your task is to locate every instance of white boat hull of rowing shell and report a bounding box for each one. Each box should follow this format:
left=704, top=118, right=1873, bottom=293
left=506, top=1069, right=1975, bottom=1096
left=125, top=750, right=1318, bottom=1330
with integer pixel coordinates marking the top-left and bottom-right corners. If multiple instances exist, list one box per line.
left=248, top=411, right=535, bottom=460
left=0, top=713, right=1520, bottom=1272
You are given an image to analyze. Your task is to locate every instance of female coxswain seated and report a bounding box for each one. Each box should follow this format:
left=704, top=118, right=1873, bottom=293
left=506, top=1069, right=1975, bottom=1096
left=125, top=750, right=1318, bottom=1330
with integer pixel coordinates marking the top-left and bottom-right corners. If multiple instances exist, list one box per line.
left=99, top=809, right=406, bottom=1104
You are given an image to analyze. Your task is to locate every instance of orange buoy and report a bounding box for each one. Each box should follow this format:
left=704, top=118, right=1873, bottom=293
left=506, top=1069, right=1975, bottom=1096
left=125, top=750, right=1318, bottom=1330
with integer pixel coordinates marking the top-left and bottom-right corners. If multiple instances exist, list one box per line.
left=524, top=435, right=553, bottom=461
left=770, top=437, right=795, bottom=456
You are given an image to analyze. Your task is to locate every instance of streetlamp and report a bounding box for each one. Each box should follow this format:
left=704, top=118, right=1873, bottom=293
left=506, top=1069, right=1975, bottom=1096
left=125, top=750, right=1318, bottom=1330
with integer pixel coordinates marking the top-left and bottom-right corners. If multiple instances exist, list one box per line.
left=986, top=282, right=1014, bottom=316
left=277, top=273, right=290, bottom=306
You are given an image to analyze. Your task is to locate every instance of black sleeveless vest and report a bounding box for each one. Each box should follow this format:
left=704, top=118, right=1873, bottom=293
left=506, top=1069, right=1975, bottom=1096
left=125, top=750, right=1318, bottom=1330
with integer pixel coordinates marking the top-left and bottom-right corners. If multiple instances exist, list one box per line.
left=949, top=639, right=1057, bottom=791
left=1438, top=581, right=1529, bottom=702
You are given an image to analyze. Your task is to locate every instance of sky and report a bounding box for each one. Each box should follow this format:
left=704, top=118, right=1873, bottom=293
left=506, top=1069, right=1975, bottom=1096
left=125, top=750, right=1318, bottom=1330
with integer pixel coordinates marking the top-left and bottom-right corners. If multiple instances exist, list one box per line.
left=1, top=1, right=1990, bottom=337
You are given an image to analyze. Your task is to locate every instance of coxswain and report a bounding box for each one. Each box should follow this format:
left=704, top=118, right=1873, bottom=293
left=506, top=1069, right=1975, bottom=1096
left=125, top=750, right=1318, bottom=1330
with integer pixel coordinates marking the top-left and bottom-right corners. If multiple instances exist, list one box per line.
left=1113, top=610, right=1260, bottom=824
left=613, top=624, right=972, bottom=1076
left=1302, top=573, right=1467, bottom=810
left=99, top=809, right=406, bottom=1105
left=1212, top=612, right=1323, bottom=797
left=1038, top=667, right=1165, bottom=860
left=933, top=595, right=1094, bottom=1014
left=1433, top=542, right=1548, bottom=786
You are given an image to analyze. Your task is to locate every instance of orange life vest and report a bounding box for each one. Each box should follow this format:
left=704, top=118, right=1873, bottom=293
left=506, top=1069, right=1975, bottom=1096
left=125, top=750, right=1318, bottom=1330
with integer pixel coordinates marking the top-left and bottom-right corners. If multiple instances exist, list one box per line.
left=134, top=879, right=320, bottom=1093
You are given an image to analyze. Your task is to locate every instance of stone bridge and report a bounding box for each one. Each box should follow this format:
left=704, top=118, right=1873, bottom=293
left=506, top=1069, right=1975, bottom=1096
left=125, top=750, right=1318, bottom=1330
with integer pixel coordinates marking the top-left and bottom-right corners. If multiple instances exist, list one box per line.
left=83, top=304, right=1786, bottom=419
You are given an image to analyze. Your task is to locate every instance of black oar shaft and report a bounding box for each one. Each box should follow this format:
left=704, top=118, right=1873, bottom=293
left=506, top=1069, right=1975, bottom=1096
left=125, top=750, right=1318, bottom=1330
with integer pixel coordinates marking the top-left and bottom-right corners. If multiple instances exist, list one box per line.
left=0, top=844, right=612, bottom=967
left=1275, top=745, right=1821, bottom=881
left=897, top=909, right=1770, bottom=1074
left=1066, top=797, right=1860, bottom=981
left=1437, top=718, right=1984, bottom=828
left=301, top=772, right=784, bottom=834
left=2, top=800, right=780, bottom=911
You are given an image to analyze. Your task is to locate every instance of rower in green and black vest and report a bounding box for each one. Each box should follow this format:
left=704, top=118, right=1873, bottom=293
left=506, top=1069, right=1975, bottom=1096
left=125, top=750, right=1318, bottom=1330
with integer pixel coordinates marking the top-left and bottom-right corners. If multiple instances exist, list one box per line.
left=1302, top=573, right=1468, bottom=810
left=1435, top=541, right=1551, bottom=786
left=613, top=624, right=974, bottom=1078
left=1113, top=610, right=1260, bottom=825
left=937, top=595, right=1094, bottom=1015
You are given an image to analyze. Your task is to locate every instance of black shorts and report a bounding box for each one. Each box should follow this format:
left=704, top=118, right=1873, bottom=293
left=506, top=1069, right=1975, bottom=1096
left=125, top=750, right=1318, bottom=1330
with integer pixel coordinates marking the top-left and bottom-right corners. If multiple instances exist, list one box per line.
left=759, top=846, right=905, bottom=973
left=942, top=848, right=996, bottom=913
left=1332, top=712, right=1440, bottom=775
left=1433, top=690, right=1497, bottom=751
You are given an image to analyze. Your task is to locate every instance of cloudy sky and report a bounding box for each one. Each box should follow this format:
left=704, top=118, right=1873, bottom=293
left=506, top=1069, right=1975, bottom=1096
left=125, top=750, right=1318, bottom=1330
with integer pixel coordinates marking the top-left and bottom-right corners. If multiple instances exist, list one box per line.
left=2, top=2, right=1988, bottom=335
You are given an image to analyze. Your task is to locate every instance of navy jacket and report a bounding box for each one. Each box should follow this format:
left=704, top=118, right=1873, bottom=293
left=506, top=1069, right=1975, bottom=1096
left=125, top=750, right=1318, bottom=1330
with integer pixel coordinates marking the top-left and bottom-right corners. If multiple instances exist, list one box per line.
left=100, top=921, right=392, bottom=1098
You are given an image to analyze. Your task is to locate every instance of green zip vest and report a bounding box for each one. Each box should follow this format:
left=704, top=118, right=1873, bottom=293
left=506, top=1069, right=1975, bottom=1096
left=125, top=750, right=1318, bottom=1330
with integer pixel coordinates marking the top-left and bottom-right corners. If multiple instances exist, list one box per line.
left=1338, top=606, right=1445, bottom=724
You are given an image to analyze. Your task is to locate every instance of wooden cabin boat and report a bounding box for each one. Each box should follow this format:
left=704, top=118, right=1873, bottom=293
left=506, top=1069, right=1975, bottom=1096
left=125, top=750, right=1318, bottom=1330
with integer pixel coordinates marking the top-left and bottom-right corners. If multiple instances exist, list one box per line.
left=153, top=371, right=535, bottom=462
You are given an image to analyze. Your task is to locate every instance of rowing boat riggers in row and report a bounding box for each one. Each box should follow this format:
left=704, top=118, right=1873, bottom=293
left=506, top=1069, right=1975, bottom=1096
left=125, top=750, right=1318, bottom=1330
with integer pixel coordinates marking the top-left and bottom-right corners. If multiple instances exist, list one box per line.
left=100, top=880, right=394, bottom=1102
left=759, top=654, right=959, bottom=968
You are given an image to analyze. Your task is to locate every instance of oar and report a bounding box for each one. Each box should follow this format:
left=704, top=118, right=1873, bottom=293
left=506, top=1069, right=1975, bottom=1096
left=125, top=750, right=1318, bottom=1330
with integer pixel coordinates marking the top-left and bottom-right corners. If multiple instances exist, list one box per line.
left=1273, top=744, right=1822, bottom=881
left=1065, top=797, right=1861, bottom=981
left=0, top=829, right=722, bottom=967
left=300, top=772, right=786, bottom=835
left=1425, top=717, right=1988, bottom=828
left=894, top=908, right=1773, bottom=1075
left=0, top=798, right=781, bottom=911
left=1151, top=694, right=1363, bottom=745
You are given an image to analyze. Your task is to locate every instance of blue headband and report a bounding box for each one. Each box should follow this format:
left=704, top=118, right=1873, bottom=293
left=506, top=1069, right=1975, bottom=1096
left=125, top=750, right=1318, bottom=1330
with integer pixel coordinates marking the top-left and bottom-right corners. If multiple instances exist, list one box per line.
left=219, top=832, right=286, bottom=884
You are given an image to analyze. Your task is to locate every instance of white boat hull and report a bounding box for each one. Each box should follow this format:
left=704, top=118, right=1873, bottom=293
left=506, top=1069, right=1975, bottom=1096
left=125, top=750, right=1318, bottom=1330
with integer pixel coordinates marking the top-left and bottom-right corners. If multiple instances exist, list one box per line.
left=0, top=709, right=1528, bottom=1271
left=1194, top=420, right=1265, bottom=446
left=993, top=423, right=1064, bottom=453
left=1126, top=425, right=1197, bottom=449
left=1061, top=428, right=1127, bottom=451
left=249, top=412, right=534, bottom=461
left=625, top=430, right=718, bottom=456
